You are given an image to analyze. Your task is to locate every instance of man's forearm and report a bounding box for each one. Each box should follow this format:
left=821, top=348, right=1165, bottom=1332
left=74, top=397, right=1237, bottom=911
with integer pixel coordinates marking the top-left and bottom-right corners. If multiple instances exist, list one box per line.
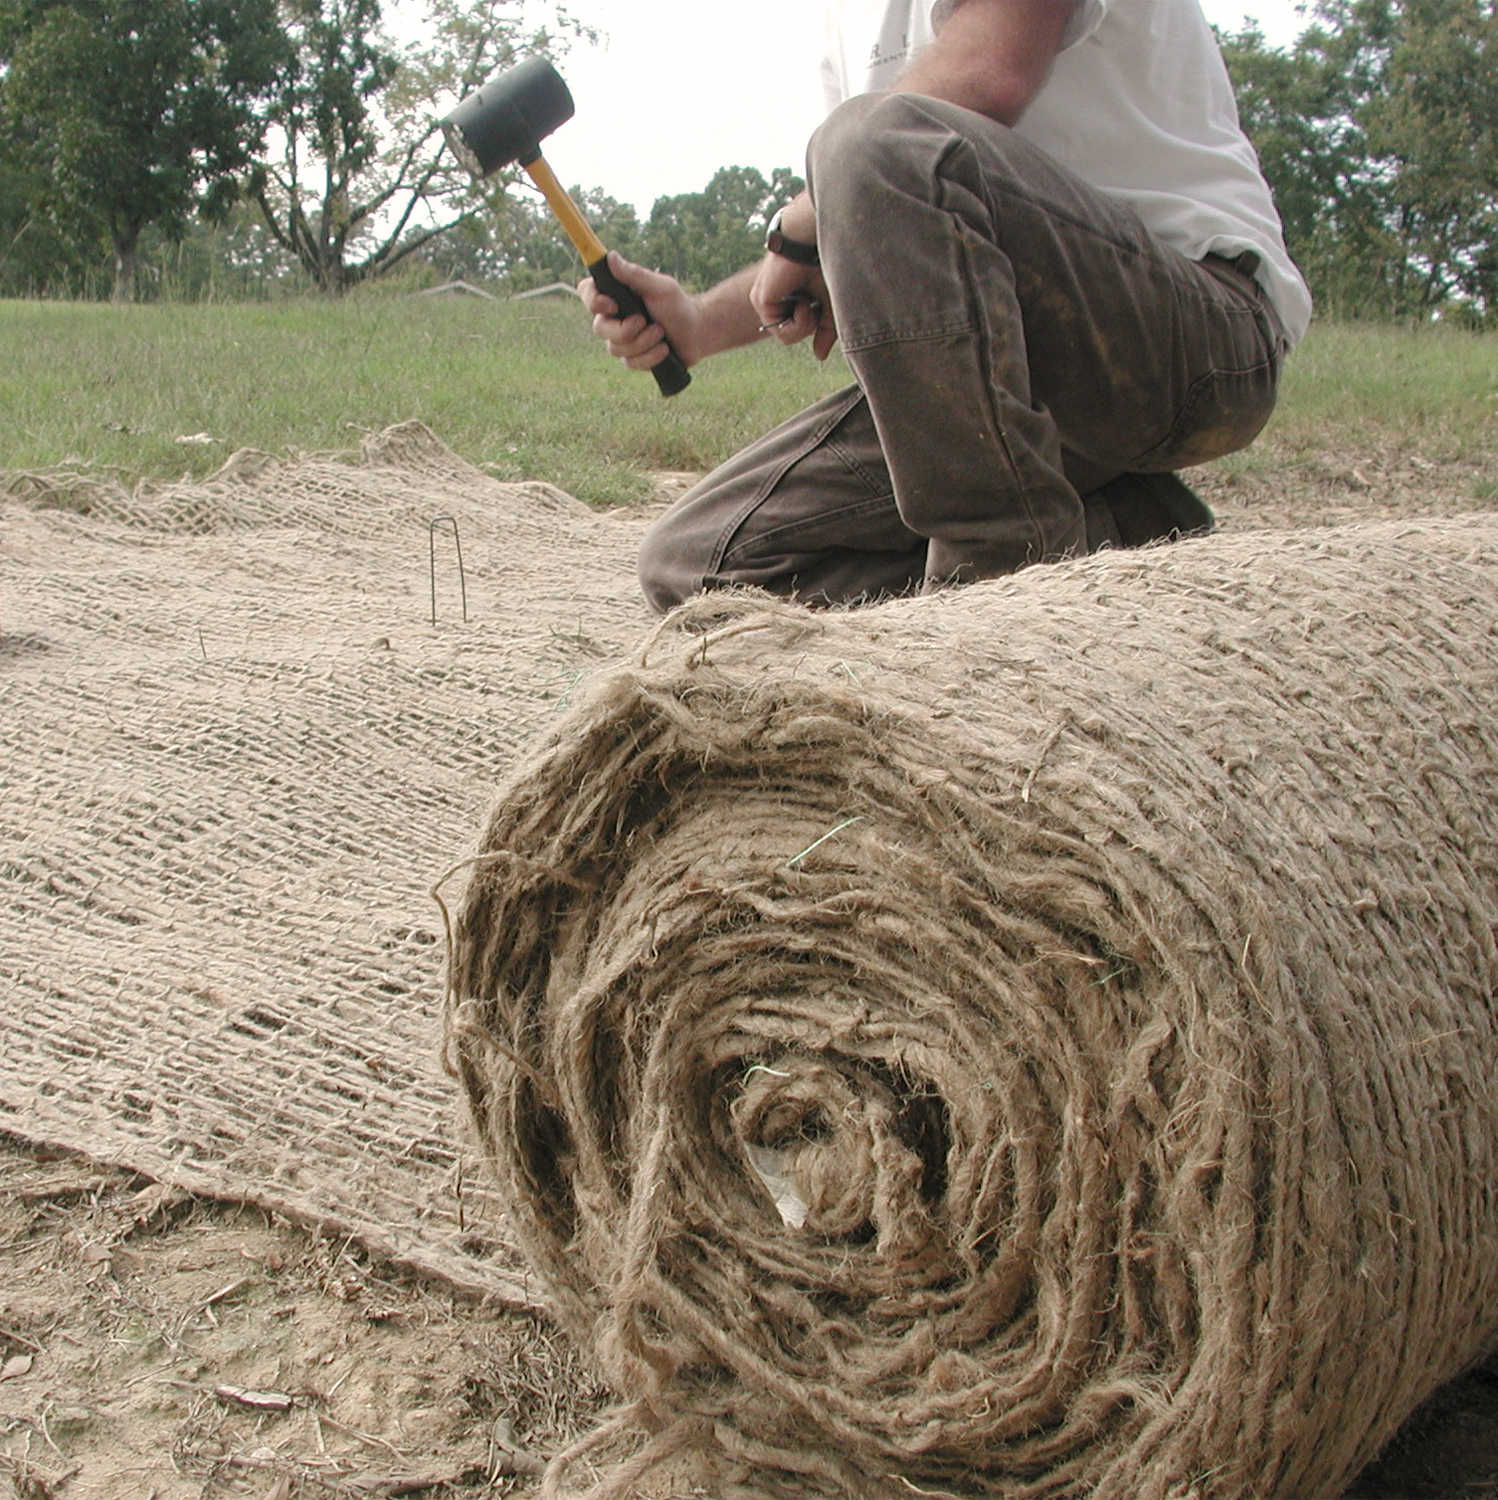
left=685, top=187, right=821, bottom=360
left=691, top=262, right=777, bottom=358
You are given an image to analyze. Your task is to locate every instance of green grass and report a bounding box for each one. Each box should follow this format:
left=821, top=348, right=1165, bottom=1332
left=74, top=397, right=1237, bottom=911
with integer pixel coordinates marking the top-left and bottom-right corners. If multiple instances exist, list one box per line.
left=1, top=296, right=1493, bottom=505
left=0, top=293, right=851, bottom=508
left=1268, top=321, right=1498, bottom=458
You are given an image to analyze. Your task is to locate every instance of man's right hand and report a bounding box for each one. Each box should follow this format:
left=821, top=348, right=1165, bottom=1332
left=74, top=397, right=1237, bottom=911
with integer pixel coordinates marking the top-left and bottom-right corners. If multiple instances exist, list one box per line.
left=577, top=252, right=703, bottom=374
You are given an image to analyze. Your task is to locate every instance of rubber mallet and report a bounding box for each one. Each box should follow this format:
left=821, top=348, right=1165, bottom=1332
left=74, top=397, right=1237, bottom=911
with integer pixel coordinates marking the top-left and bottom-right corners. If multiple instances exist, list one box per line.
left=441, top=56, right=691, bottom=397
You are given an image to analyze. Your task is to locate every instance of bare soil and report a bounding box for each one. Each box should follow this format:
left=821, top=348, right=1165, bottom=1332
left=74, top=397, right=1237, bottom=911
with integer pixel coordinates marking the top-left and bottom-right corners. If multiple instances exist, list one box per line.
left=5, top=1133, right=1497, bottom=1500
left=0, top=1140, right=607, bottom=1499
left=5, top=446, right=1498, bottom=1500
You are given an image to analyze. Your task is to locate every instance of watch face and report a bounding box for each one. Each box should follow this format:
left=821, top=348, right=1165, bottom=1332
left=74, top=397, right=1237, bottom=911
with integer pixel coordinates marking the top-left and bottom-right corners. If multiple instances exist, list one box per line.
left=766, top=209, right=818, bottom=264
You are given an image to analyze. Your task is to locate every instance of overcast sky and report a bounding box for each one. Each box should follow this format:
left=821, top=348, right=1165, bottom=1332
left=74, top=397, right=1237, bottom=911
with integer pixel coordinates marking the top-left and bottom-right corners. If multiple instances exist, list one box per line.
left=425, top=0, right=1313, bottom=214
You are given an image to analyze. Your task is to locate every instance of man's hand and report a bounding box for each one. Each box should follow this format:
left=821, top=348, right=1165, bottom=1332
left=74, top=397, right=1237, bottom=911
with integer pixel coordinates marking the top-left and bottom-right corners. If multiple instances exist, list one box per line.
left=745, top=188, right=837, bottom=359
left=578, top=252, right=705, bottom=373
left=750, top=254, right=838, bottom=361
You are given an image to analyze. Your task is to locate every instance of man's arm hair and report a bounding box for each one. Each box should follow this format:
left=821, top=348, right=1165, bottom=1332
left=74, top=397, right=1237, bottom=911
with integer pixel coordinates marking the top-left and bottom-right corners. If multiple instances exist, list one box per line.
left=897, top=0, right=1079, bottom=124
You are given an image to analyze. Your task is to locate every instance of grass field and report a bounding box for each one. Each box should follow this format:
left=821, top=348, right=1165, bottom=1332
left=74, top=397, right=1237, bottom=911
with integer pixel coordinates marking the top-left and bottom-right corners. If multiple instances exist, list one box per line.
left=2, top=293, right=1495, bottom=507
left=0, top=293, right=848, bottom=508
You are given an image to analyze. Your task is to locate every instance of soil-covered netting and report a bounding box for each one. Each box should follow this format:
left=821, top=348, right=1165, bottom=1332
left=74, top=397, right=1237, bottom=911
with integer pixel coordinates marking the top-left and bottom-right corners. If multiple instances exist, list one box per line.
left=446, top=515, right=1498, bottom=1498
left=0, top=423, right=656, bottom=1304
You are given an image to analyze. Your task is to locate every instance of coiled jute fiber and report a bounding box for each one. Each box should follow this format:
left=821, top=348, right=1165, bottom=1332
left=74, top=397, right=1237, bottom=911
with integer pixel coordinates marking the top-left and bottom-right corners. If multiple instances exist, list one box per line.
left=444, top=514, right=1498, bottom=1499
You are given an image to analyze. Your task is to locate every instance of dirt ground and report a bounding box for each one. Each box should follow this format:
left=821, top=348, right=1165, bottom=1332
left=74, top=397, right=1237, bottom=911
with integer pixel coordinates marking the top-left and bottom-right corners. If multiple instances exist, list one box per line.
left=6, top=444, right=1498, bottom=1500
left=0, top=1139, right=608, bottom=1500
left=5, top=1139, right=1498, bottom=1500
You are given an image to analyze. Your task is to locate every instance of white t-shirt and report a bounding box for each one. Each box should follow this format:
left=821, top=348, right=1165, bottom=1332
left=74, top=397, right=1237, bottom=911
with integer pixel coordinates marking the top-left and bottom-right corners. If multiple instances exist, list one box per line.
left=820, top=0, right=1313, bottom=344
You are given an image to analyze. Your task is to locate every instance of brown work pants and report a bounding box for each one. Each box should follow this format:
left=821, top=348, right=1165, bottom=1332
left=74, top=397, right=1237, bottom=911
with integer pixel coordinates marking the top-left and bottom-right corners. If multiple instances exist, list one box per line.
left=639, top=91, right=1289, bottom=611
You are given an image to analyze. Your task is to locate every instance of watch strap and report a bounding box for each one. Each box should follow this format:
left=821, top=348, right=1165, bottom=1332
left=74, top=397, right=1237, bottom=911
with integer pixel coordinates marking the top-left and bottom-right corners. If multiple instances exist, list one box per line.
left=765, top=206, right=819, bottom=266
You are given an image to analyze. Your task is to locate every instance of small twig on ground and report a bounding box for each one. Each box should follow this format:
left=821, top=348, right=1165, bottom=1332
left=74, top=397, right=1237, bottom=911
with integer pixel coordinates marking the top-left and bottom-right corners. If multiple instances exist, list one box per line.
left=213, top=1384, right=298, bottom=1414
left=201, top=1275, right=252, bottom=1311
left=488, top=1415, right=547, bottom=1478
left=12, top=1174, right=117, bottom=1203
left=315, top=1412, right=409, bottom=1462
left=382, top=1469, right=492, bottom=1497
left=0, top=1450, right=82, bottom=1499
left=0, top=1325, right=45, bottom=1354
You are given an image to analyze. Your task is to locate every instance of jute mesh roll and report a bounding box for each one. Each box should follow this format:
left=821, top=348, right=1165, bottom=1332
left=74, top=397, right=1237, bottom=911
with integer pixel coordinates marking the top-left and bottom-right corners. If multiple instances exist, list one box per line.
left=445, top=515, right=1498, bottom=1499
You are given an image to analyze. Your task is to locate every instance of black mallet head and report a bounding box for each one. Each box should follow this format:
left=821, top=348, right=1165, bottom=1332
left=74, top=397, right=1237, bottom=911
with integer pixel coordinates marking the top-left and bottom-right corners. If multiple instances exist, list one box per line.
left=441, top=55, right=575, bottom=178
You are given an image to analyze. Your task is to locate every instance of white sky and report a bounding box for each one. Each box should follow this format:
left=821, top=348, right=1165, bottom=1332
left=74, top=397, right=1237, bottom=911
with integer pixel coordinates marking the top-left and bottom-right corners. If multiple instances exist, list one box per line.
left=537, top=0, right=1313, bottom=213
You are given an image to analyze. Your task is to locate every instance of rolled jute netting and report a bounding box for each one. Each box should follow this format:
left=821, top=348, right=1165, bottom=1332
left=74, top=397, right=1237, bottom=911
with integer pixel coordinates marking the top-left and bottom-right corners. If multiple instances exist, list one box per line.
left=0, top=422, right=658, bottom=1302
left=445, top=514, right=1498, bottom=1498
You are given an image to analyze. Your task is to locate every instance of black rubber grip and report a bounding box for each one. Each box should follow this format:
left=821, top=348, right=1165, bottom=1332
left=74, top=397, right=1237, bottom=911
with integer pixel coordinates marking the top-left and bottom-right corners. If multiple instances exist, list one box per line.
left=587, top=255, right=691, bottom=398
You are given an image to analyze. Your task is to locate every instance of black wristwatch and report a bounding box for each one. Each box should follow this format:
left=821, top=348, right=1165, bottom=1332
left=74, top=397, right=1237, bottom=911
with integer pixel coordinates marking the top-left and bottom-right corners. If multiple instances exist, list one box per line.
left=765, top=206, right=820, bottom=266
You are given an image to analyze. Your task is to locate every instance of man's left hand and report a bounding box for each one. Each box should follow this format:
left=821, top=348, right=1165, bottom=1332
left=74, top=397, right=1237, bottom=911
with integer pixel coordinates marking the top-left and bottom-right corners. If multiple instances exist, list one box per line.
left=751, top=255, right=837, bottom=360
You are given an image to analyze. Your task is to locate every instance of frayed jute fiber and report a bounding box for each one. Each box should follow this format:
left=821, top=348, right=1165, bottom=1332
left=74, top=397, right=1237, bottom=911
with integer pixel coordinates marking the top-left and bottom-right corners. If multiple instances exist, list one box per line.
left=1, top=423, right=656, bottom=1302
left=445, top=514, right=1498, bottom=1499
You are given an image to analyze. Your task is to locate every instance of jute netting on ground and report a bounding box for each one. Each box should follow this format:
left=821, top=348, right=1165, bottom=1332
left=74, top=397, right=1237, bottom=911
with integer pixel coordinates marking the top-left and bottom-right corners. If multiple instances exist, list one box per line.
left=0, top=423, right=656, bottom=1302
left=447, top=516, right=1498, bottom=1498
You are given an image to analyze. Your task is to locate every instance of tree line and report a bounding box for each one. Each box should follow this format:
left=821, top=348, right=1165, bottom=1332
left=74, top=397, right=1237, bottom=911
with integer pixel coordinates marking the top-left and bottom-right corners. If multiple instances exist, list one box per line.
left=1218, top=0, right=1497, bottom=324
left=0, top=0, right=1493, bottom=323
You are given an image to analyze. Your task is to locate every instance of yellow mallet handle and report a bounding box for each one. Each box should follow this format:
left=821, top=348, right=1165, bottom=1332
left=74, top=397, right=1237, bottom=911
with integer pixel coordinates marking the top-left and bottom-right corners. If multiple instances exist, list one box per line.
left=521, top=154, right=690, bottom=397
left=522, top=155, right=608, bottom=265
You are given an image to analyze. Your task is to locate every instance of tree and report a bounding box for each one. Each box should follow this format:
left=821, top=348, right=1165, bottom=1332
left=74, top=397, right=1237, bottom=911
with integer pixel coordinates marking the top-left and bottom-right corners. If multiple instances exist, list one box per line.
left=0, top=143, right=101, bottom=295
left=425, top=180, right=641, bottom=289
left=1357, top=0, right=1498, bottom=316
left=1219, top=0, right=1498, bottom=321
left=0, top=0, right=287, bottom=301
left=134, top=203, right=303, bottom=299
left=245, top=0, right=399, bottom=293
left=1216, top=25, right=1337, bottom=262
left=640, top=165, right=804, bottom=289
left=248, top=0, right=586, bottom=294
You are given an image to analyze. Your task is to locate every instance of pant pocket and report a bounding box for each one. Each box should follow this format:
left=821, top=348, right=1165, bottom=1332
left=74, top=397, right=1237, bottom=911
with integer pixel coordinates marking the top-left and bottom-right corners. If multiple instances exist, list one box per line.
left=1131, top=353, right=1282, bottom=470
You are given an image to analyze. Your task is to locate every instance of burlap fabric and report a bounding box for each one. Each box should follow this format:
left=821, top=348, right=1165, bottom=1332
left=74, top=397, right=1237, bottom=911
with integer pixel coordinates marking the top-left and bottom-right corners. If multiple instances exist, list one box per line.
left=0, top=423, right=655, bottom=1302
left=447, top=515, right=1498, bottom=1497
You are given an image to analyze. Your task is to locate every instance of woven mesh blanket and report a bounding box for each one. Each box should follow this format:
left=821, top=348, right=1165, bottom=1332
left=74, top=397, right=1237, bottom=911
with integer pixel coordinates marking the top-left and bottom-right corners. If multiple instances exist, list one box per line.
left=1, top=423, right=655, bottom=1303
left=7, top=417, right=1498, bottom=1498
left=447, top=514, right=1498, bottom=1497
